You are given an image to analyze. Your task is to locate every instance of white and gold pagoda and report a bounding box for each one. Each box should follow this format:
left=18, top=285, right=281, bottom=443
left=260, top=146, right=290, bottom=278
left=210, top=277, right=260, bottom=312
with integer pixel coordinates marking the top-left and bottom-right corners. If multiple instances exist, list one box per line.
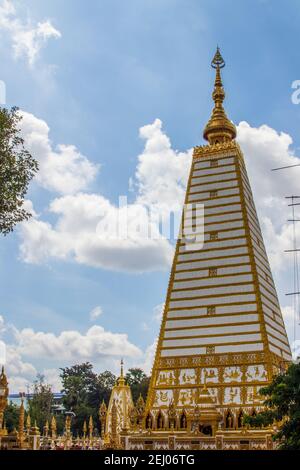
left=104, top=360, right=133, bottom=448
left=118, top=48, right=292, bottom=450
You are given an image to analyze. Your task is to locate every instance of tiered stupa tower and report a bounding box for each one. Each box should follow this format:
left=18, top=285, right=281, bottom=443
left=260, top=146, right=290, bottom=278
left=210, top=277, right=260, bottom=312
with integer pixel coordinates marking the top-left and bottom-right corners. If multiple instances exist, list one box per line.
left=143, top=47, right=291, bottom=433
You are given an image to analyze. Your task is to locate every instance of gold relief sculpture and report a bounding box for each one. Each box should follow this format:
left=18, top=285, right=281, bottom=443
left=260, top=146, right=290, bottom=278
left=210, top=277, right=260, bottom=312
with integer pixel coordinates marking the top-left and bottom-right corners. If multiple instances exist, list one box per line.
left=247, top=386, right=263, bottom=404
left=178, top=389, right=197, bottom=407
left=179, top=369, right=196, bottom=385
left=223, top=366, right=242, bottom=383
left=224, top=387, right=241, bottom=405
left=153, top=390, right=173, bottom=407
left=246, top=365, right=267, bottom=382
left=156, top=370, right=176, bottom=386
left=201, top=368, right=218, bottom=384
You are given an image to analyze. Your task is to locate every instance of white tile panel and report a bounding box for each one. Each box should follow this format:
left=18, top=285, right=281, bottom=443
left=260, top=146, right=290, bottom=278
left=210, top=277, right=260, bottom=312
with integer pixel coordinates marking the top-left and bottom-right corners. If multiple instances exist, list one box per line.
left=174, top=270, right=210, bottom=280
left=168, top=304, right=258, bottom=318
left=164, top=324, right=261, bottom=338
left=176, top=255, right=251, bottom=270
left=189, top=220, right=245, bottom=233
left=160, top=347, right=207, bottom=357
left=174, top=264, right=252, bottom=280
left=162, top=333, right=262, bottom=347
left=205, top=204, right=242, bottom=216
left=179, top=238, right=247, bottom=253
left=177, top=246, right=248, bottom=262
left=192, top=165, right=236, bottom=177
left=170, top=284, right=255, bottom=299
left=267, top=335, right=290, bottom=352
left=183, top=211, right=243, bottom=228
left=173, top=274, right=253, bottom=289
left=205, top=212, right=243, bottom=224
left=169, top=294, right=256, bottom=308
left=166, top=313, right=260, bottom=328
left=265, top=324, right=290, bottom=344
left=194, top=157, right=235, bottom=169
left=191, top=172, right=237, bottom=185
left=188, top=188, right=240, bottom=202
left=215, top=343, right=264, bottom=353
left=189, top=180, right=238, bottom=193
left=264, top=316, right=286, bottom=335
left=269, top=343, right=292, bottom=360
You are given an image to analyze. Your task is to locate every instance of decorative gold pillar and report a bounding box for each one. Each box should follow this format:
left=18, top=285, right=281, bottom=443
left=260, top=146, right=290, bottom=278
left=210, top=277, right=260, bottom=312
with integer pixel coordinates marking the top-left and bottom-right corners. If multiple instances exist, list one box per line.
left=51, top=415, right=57, bottom=439
left=111, top=399, right=118, bottom=446
left=83, top=420, right=87, bottom=440
left=99, top=400, right=107, bottom=438
left=0, top=366, right=8, bottom=437
left=65, top=415, right=72, bottom=438
left=18, top=392, right=25, bottom=448
left=44, top=420, right=49, bottom=438
left=88, top=415, right=94, bottom=440
left=26, top=414, right=31, bottom=436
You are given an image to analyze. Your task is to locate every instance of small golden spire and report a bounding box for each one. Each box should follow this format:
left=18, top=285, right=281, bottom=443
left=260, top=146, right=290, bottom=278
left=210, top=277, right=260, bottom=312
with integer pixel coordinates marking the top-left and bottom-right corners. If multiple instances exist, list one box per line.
left=83, top=420, right=87, bottom=436
left=117, top=359, right=125, bottom=386
left=26, top=414, right=31, bottom=433
left=203, top=47, right=236, bottom=145
left=88, top=415, right=93, bottom=438
left=51, top=415, right=57, bottom=439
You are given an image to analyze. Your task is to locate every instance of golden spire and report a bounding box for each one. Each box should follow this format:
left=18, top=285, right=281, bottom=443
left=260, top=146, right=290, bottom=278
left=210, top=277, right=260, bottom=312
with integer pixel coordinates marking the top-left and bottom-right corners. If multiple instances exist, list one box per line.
left=0, top=366, right=8, bottom=386
left=83, top=420, right=87, bottom=437
left=203, top=47, right=236, bottom=145
left=88, top=415, right=94, bottom=438
left=117, top=359, right=125, bottom=386
left=18, top=393, right=25, bottom=448
left=26, top=414, right=31, bottom=434
left=51, top=415, right=57, bottom=439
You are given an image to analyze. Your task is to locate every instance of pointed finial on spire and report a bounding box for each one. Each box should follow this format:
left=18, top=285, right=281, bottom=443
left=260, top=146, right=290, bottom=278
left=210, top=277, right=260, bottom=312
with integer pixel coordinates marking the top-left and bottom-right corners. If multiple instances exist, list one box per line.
left=203, top=47, right=236, bottom=145
left=211, top=46, right=225, bottom=69
left=117, top=358, right=126, bottom=386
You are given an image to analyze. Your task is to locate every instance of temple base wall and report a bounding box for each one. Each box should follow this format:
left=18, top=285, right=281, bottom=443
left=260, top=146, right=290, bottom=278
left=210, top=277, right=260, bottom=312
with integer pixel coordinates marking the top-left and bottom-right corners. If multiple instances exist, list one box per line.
left=120, top=430, right=275, bottom=450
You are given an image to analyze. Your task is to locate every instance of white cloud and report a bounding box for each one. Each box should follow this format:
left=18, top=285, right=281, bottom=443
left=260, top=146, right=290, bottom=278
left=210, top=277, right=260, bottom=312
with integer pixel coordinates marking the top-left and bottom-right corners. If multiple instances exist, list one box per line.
left=13, top=324, right=141, bottom=362
left=90, top=305, right=103, bottom=321
left=19, top=193, right=174, bottom=272
left=43, top=368, right=62, bottom=392
left=0, top=0, right=61, bottom=66
left=0, top=314, right=5, bottom=333
left=138, top=340, right=157, bottom=375
left=136, top=119, right=192, bottom=214
left=153, top=303, right=164, bottom=323
left=139, top=303, right=164, bottom=339
left=19, top=118, right=191, bottom=272
left=0, top=313, right=146, bottom=392
left=20, top=111, right=98, bottom=194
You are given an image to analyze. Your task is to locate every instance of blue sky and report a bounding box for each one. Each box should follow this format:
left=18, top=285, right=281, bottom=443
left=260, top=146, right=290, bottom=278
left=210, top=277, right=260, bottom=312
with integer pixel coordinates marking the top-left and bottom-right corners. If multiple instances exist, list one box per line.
left=1, top=0, right=300, bottom=391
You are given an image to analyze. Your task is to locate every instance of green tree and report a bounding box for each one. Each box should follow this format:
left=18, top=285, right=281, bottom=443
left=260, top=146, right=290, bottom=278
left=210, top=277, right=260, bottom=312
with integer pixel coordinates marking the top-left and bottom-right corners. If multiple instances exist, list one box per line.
left=60, top=363, right=116, bottom=435
left=244, top=363, right=300, bottom=450
left=88, top=370, right=116, bottom=409
left=125, top=368, right=150, bottom=403
left=28, top=374, right=54, bottom=431
left=0, top=106, right=38, bottom=235
left=3, top=401, right=19, bottom=432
